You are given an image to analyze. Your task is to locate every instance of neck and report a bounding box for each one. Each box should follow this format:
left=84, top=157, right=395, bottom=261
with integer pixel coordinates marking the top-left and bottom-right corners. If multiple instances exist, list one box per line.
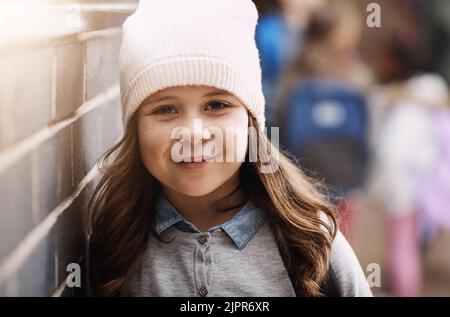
left=161, top=172, right=247, bottom=232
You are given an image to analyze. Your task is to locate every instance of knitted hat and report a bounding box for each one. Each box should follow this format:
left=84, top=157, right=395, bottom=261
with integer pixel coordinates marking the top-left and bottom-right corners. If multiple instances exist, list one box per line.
left=119, top=0, right=266, bottom=128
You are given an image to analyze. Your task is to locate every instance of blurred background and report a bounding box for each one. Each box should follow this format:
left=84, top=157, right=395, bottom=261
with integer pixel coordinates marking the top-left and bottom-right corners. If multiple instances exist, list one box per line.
left=253, top=0, right=450, bottom=296
left=0, top=0, right=449, bottom=296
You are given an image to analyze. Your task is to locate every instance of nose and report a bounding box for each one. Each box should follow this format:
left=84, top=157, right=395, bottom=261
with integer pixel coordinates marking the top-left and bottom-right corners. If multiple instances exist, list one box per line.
left=172, top=118, right=213, bottom=158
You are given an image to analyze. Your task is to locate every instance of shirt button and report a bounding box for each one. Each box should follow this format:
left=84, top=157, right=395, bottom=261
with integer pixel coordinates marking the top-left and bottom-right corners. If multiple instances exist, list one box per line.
left=197, top=234, right=208, bottom=245
left=198, top=287, right=208, bottom=297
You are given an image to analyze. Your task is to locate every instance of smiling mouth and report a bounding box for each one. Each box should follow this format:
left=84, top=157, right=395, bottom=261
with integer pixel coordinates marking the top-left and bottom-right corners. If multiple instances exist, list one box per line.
left=176, top=155, right=217, bottom=162
left=182, top=157, right=211, bottom=162
left=176, top=160, right=208, bottom=169
left=173, top=155, right=217, bottom=169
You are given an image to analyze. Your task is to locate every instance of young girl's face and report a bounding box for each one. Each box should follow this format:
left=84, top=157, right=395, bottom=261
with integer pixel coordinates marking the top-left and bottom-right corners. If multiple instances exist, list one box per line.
left=136, top=86, right=249, bottom=197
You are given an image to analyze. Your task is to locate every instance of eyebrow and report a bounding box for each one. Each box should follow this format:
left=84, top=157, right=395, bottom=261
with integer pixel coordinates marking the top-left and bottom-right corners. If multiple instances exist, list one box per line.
left=144, top=95, right=177, bottom=104
left=143, top=90, right=234, bottom=105
left=203, top=91, right=233, bottom=98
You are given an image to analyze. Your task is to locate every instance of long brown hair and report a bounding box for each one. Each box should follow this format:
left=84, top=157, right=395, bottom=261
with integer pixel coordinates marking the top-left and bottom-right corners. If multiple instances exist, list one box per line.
left=87, top=113, right=337, bottom=297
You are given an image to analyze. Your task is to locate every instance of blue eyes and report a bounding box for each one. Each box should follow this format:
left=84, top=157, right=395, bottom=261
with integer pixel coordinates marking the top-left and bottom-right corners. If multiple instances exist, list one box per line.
left=205, top=101, right=229, bottom=111
left=154, top=106, right=176, bottom=114
left=153, top=102, right=230, bottom=115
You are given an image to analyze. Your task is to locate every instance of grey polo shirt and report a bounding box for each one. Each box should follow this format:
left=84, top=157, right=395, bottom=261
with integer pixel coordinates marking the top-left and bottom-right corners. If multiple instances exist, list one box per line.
left=119, top=196, right=373, bottom=297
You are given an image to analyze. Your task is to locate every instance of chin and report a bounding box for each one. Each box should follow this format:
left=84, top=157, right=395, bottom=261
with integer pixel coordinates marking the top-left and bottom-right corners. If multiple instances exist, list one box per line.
left=170, top=180, right=220, bottom=197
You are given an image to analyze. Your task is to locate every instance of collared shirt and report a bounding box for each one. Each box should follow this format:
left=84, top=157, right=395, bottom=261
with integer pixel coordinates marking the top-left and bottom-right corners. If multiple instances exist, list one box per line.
left=121, top=195, right=297, bottom=297
left=120, top=196, right=373, bottom=297
left=154, top=195, right=267, bottom=250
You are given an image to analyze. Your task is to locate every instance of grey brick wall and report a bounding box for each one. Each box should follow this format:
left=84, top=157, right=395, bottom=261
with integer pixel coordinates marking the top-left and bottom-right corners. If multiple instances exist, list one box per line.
left=0, top=2, right=136, bottom=297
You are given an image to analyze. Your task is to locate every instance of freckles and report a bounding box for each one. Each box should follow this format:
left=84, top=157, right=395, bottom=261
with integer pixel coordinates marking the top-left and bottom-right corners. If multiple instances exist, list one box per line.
left=138, top=125, right=174, bottom=159
left=139, top=123, right=172, bottom=143
left=215, top=120, right=248, bottom=162
left=217, top=112, right=248, bottom=131
left=229, top=108, right=249, bottom=129
left=138, top=128, right=156, bottom=149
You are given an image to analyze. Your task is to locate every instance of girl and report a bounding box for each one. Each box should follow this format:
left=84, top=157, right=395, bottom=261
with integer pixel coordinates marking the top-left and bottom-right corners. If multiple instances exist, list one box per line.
left=87, top=0, right=372, bottom=297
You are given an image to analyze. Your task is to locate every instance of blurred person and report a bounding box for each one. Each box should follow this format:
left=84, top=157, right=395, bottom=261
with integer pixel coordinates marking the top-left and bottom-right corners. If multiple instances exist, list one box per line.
left=255, top=0, right=327, bottom=127
left=277, top=0, right=372, bottom=241
left=372, top=74, right=450, bottom=296
left=277, top=0, right=372, bottom=92
left=417, top=97, right=450, bottom=244
left=369, top=0, right=430, bottom=83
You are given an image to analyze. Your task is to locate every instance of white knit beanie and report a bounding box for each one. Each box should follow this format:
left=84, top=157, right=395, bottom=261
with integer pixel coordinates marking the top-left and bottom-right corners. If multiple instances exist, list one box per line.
left=119, top=0, right=265, bottom=129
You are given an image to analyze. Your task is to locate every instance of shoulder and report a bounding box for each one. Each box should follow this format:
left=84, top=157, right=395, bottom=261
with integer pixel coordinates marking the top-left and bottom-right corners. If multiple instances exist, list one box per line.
left=328, top=230, right=374, bottom=297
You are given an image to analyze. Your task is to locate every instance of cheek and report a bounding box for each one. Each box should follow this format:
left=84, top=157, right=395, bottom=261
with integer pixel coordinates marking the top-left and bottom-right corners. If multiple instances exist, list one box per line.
left=219, top=109, right=249, bottom=161
left=137, top=122, right=172, bottom=168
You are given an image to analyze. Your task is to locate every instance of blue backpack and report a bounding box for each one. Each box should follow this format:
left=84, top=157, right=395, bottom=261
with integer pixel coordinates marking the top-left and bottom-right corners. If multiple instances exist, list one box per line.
left=282, top=79, right=369, bottom=194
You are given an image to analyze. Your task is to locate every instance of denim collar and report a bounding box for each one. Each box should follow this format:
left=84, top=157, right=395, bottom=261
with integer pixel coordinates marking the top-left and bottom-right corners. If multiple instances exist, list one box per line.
left=154, top=195, right=266, bottom=250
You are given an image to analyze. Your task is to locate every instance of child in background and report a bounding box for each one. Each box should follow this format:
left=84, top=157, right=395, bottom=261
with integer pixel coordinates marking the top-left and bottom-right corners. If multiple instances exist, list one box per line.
left=372, top=74, right=450, bottom=296
left=255, top=0, right=327, bottom=127
left=277, top=0, right=372, bottom=241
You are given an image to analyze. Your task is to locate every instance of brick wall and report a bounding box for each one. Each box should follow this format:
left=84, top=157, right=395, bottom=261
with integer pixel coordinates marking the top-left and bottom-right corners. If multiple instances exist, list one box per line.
left=0, top=2, right=136, bottom=296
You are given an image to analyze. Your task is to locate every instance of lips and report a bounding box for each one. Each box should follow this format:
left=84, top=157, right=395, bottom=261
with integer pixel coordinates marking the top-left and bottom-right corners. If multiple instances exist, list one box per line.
left=177, top=161, right=208, bottom=169
left=179, top=155, right=216, bottom=163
